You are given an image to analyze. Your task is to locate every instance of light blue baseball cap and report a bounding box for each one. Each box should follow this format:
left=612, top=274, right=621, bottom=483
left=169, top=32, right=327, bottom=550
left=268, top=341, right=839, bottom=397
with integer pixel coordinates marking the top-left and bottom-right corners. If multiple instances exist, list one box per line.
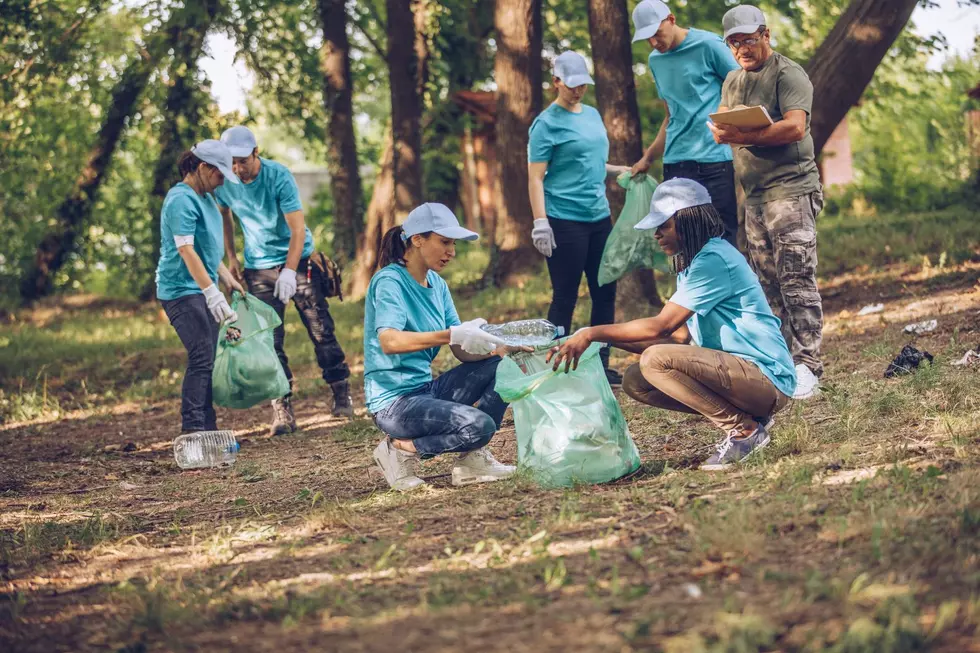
left=402, top=203, right=479, bottom=242
left=220, top=125, right=258, bottom=158
left=635, top=178, right=712, bottom=230
left=632, top=0, right=671, bottom=43
left=191, top=139, right=240, bottom=184
left=552, top=51, right=594, bottom=88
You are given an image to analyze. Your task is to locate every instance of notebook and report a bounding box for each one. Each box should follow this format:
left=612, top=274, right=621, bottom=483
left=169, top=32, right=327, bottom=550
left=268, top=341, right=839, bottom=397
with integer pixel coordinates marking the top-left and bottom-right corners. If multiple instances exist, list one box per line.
left=708, top=105, right=774, bottom=129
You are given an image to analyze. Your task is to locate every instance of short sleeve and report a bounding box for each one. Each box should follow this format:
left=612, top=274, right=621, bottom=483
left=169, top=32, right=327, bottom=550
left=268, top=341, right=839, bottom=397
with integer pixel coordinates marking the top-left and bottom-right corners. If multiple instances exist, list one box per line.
left=777, top=64, right=813, bottom=115
left=441, top=281, right=461, bottom=328
left=528, top=116, right=554, bottom=163
left=720, top=70, right=736, bottom=108
left=213, top=185, right=230, bottom=208
left=275, top=168, right=303, bottom=214
left=164, top=193, right=199, bottom=237
left=668, top=252, right=733, bottom=316
left=373, top=278, right=408, bottom=332
left=707, top=37, right=740, bottom=81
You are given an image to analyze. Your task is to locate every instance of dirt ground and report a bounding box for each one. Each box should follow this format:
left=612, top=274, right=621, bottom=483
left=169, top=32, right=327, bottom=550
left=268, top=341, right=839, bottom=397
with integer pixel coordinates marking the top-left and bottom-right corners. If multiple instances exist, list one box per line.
left=2, top=260, right=979, bottom=652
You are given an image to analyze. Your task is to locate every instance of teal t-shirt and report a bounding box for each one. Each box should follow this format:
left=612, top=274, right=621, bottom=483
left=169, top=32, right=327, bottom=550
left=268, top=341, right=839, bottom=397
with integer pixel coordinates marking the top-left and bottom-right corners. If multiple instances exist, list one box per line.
left=528, top=103, right=610, bottom=222
left=364, top=264, right=462, bottom=414
left=155, top=183, right=224, bottom=301
left=214, top=157, right=314, bottom=269
left=648, top=28, right=740, bottom=165
left=670, top=238, right=796, bottom=397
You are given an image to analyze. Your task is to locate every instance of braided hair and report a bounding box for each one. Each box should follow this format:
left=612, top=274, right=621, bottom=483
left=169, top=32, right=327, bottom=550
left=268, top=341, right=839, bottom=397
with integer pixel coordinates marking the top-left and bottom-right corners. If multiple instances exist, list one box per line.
left=671, top=203, right=726, bottom=273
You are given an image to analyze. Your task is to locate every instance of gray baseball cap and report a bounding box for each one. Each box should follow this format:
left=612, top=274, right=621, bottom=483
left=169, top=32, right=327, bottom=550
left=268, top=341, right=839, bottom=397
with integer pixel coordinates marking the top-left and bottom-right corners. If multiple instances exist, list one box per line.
left=403, top=203, right=478, bottom=242
left=722, top=5, right=767, bottom=40
left=635, top=178, right=712, bottom=231
left=220, top=125, right=258, bottom=158
left=552, top=51, right=594, bottom=88
left=191, top=140, right=240, bottom=184
left=631, top=0, right=671, bottom=43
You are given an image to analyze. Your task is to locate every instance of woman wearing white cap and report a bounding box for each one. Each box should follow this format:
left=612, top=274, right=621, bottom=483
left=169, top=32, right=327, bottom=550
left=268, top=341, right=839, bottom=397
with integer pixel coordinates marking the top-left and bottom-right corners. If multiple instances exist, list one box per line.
left=528, top=51, right=631, bottom=386
left=365, top=203, right=525, bottom=492
left=549, top=178, right=795, bottom=470
left=155, top=140, right=245, bottom=436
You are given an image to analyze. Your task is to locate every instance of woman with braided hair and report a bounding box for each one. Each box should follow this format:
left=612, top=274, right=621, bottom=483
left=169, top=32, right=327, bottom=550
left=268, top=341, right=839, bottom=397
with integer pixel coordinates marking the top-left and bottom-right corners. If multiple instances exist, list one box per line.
left=548, top=178, right=796, bottom=470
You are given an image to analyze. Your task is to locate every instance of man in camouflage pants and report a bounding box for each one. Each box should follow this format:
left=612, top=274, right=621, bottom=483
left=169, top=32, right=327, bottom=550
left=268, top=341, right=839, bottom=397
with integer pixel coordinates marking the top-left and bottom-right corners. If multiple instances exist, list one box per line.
left=708, top=5, right=823, bottom=399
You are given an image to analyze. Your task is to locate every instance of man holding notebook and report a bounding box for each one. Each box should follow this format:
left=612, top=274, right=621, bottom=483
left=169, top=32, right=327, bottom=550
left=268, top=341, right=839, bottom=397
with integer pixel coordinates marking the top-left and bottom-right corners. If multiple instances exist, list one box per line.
left=708, top=5, right=824, bottom=400
left=628, top=0, right=741, bottom=245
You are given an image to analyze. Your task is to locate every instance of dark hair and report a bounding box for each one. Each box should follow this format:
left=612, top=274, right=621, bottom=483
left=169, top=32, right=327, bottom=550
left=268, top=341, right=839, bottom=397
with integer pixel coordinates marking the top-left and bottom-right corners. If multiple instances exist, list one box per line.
left=378, top=226, right=434, bottom=268
left=177, top=150, right=206, bottom=178
left=671, top=203, right=725, bottom=272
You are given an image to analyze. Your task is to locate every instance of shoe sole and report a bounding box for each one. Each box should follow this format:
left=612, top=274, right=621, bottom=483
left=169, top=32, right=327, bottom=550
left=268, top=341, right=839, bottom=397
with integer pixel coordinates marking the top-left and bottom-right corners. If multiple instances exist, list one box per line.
left=268, top=424, right=297, bottom=436
left=700, top=433, right=771, bottom=471
left=451, top=469, right=513, bottom=486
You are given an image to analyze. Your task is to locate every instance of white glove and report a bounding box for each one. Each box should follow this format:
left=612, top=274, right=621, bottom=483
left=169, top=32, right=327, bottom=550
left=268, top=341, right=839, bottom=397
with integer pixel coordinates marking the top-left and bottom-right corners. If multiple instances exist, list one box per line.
left=274, top=267, right=297, bottom=303
left=203, top=284, right=238, bottom=324
left=532, top=219, right=557, bottom=258
left=449, top=318, right=508, bottom=355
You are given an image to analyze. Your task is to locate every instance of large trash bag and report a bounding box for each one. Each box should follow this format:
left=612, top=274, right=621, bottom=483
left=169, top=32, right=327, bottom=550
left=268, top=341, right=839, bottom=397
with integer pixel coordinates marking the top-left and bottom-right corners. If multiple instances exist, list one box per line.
left=495, top=342, right=641, bottom=487
left=212, top=292, right=290, bottom=409
left=598, top=172, right=668, bottom=286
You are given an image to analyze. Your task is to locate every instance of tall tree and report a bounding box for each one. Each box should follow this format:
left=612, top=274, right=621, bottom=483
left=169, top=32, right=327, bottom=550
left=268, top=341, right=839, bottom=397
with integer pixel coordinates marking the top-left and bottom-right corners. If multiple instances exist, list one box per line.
left=387, top=0, right=424, bottom=220
left=485, top=0, right=542, bottom=286
left=318, top=0, right=364, bottom=266
left=587, top=0, right=662, bottom=315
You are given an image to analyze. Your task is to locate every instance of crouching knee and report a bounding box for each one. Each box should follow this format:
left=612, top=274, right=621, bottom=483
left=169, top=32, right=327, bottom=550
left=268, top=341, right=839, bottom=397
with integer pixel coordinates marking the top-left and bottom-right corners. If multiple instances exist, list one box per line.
left=461, top=412, right=496, bottom=451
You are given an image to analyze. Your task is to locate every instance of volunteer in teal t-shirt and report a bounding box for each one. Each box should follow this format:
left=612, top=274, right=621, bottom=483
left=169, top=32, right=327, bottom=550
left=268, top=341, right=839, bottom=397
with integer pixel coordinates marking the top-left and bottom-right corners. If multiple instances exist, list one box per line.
left=364, top=203, right=526, bottom=492
left=216, top=125, right=351, bottom=435
left=550, top=179, right=795, bottom=471
left=628, top=0, right=741, bottom=245
left=155, top=140, right=244, bottom=436
left=528, top=51, right=631, bottom=386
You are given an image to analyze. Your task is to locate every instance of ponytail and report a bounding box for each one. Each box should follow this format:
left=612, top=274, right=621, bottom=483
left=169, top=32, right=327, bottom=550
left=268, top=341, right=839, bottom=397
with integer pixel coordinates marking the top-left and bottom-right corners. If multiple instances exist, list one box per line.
left=177, top=150, right=205, bottom=178
left=379, top=226, right=408, bottom=268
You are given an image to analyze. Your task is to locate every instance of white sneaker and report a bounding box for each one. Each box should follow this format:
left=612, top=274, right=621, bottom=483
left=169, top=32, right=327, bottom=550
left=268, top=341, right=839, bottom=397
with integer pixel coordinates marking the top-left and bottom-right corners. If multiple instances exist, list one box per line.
left=451, top=447, right=516, bottom=486
left=372, top=439, right=425, bottom=492
left=792, top=364, right=820, bottom=400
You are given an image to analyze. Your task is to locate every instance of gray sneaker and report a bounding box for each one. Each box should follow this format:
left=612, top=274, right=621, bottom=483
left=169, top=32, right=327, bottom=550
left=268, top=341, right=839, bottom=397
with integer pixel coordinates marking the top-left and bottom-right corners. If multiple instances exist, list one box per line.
left=373, top=438, right=425, bottom=492
left=268, top=396, right=297, bottom=436
left=700, top=425, right=771, bottom=471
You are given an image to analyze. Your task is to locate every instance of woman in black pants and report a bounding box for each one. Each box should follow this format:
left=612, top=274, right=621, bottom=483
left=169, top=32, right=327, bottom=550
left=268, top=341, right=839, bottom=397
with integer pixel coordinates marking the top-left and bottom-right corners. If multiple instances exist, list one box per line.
left=527, top=51, right=630, bottom=385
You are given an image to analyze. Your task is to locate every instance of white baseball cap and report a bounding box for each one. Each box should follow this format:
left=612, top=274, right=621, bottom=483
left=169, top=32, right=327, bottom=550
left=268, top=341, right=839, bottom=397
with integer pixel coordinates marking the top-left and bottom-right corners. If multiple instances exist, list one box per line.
left=722, top=5, right=767, bottom=40
left=190, top=140, right=240, bottom=184
left=220, top=125, right=258, bottom=158
left=552, top=51, right=594, bottom=88
left=402, top=203, right=479, bottom=242
left=631, top=0, right=671, bottom=43
left=635, top=178, right=712, bottom=231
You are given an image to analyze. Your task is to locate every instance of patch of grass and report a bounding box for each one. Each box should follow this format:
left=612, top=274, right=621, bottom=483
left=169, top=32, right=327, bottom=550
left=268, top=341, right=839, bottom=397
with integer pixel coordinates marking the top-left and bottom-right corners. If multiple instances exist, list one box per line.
left=0, top=512, right=126, bottom=568
left=331, top=418, right=381, bottom=443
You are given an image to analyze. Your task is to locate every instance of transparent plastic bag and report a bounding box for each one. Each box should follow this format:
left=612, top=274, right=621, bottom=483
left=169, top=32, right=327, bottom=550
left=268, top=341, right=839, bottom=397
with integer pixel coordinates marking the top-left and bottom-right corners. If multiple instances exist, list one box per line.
left=212, top=292, right=290, bottom=409
left=598, top=172, right=668, bottom=286
left=495, top=342, right=641, bottom=487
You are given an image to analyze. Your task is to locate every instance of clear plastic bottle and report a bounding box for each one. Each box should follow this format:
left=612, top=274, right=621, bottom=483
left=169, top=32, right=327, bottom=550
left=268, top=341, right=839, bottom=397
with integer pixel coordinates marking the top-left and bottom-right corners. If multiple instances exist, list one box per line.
left=173, top=430, right=240, bottom=470
left=481, top=319, right=565, bottom=348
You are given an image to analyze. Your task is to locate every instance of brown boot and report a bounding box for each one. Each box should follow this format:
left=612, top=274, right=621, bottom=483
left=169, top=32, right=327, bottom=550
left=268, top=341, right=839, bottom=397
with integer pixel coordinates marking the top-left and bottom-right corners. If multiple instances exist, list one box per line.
left=330, top=380, right=354, bottom=419
left=269, top=396, right=297, bottom=436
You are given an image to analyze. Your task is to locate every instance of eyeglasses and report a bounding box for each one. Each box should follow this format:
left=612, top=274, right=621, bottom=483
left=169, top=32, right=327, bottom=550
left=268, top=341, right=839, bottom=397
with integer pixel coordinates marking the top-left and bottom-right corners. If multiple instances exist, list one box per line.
left=727, top=31, right=765, bottom=50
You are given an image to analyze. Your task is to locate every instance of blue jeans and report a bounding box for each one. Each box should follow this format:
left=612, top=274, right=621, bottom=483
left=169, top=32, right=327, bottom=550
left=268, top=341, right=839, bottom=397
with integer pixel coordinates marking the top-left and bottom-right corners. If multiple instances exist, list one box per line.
left=372, top=357, right=507, bottom=458
left=160, top=293, right=219, bottom=433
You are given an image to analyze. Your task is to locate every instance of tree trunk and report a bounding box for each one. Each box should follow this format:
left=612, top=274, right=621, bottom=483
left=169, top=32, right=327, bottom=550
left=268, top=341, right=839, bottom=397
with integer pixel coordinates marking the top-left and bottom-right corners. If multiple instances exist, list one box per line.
left=319, top=0, right=364, bottom=266
left=484, top=0, right=542, bottom=287
left=387, top=0, right=424, bottom=220
left=140, top=0, right=220, bottom=301
left=806, top=0, right=918, bottom=155
left=349, top=129, right=396, bottom=299
left=587, top=0, right=662, bottom=318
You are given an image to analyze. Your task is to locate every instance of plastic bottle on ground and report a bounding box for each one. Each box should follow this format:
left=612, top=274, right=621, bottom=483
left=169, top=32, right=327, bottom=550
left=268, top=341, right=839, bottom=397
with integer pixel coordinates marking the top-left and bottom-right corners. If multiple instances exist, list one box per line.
left=480, top=319, right=565, bottom=348
left=173, top=430, right=240, bottom=470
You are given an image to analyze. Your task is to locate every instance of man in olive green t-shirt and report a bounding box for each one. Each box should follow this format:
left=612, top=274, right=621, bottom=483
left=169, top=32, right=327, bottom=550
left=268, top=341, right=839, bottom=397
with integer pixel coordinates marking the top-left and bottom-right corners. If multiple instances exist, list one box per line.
left=707, top=4, right=823, bottom=400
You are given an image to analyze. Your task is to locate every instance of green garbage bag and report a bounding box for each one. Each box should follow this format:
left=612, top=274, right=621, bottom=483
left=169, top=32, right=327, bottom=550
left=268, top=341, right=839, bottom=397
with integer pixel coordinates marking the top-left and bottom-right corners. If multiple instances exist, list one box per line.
left=212, top=292, right=290, bottom=409
left=598, top=172, right=668, bottom=286
left=495, top=342, right=641, bottom=488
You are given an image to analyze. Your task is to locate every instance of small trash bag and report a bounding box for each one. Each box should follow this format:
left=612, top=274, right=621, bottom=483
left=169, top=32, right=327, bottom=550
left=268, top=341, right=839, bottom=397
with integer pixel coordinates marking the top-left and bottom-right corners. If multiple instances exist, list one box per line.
left=212, top=292, right=290, bottom=409
left=495, top=342, right=641, bottom=487
left=598, top=172, right=667, bottom=287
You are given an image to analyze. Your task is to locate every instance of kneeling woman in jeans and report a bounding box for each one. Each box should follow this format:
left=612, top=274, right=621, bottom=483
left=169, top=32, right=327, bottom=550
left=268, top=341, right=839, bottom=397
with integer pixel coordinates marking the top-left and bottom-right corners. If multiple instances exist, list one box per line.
left=365, top=203, right=523, bottom=492
left=549, top=179, right=796, bottom=470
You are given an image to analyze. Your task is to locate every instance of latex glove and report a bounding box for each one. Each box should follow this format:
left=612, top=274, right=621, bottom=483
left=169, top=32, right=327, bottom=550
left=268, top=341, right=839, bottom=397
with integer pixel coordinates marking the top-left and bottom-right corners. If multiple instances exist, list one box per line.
left=203, top=284, right=238, bottom=324
left=531, top=219, right=556, bottom=258
left=449, top=318, right=508, bottom=355
left=274, top=267, right=297, bottom=303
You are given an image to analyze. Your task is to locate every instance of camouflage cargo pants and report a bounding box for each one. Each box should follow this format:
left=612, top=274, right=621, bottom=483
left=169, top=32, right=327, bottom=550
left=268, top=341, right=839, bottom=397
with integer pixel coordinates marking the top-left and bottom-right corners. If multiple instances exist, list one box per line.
left=745, top=191, right=824, bottom=377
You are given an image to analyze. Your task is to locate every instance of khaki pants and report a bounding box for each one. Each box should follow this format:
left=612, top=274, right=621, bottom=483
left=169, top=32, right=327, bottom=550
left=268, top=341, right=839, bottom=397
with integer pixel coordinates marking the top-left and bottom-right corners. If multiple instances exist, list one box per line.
left=622, top=344, right=790, bottom=432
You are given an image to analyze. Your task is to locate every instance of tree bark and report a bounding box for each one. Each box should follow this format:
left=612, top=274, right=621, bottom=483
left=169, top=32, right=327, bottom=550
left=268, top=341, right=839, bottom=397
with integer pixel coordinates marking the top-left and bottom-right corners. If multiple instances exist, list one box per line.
left=484, top=0, right=542, bottom=287
left=387, top=0, right=424, bottom=220
left=349, top=129, right=396, bottom=299
left=806, top=0, right=918, bottom=155
left=587, top=0, right=662, bottom=317
left=319, top=0, right=364, bottom=267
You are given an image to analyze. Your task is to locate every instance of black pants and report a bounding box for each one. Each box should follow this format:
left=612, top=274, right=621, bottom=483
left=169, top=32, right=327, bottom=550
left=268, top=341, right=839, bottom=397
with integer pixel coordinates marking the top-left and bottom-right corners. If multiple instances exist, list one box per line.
left=546, top=217, right=617, bottom=367
left=244, top=257, right=350, bottom=391
left=664, top=160, right=738, bottom=247
left=161, top=293, right=219, bottom=433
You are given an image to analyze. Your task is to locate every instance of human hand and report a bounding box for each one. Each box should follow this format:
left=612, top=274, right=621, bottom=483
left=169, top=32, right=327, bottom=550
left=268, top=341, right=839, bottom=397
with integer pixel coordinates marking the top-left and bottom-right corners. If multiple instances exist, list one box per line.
left=449, top=318, right=508, bottom=355
left=531, top=219, right=557, bottom=258
left=492, top=344, right=535, bottom=357
left=274, top=267, right=297, bottom=303
left=227, top=257, right=245, bottom=285
left=545, top=327, right=592, bottom=373
left=203, top=284, right=238, bottom=324
left=630, top=157, right=651, bottom=177
left=707, top=120, right=742, bottom=145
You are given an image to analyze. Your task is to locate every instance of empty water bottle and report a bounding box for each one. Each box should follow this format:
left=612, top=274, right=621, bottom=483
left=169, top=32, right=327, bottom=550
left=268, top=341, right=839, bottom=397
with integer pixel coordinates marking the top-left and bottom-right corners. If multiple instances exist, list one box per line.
left=481, top=319, right=565, bottom=348
left=173, top=430, right=240, bottom=470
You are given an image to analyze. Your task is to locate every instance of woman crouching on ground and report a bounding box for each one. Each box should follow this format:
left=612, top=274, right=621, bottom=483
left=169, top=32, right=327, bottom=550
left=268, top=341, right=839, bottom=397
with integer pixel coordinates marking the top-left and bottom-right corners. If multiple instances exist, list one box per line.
left=549, top=178, right=796, bottom=470
left=365, top=203, right=526, bottom=491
